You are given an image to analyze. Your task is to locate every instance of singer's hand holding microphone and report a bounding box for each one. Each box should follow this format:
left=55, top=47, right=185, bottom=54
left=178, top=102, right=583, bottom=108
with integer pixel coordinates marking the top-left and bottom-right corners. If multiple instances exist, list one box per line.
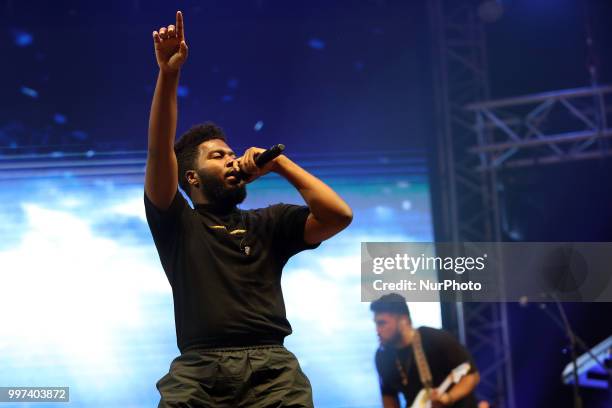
left=229, top=144, right=285, bottom=184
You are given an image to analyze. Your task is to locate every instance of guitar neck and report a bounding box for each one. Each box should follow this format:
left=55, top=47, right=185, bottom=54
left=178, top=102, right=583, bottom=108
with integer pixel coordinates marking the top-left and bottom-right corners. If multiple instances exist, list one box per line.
left=436, top=375, right=453, bottom=394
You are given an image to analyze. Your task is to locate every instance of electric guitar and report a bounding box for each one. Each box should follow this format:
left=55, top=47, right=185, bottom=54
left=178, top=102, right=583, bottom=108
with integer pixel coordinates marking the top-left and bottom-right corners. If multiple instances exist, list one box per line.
left=409, top=362, right=471, bottom=408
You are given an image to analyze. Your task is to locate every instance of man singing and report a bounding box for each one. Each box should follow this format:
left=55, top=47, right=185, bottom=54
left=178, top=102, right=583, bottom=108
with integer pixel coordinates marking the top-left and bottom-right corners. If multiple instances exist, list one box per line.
left=144, top=11, right=352, bottom=408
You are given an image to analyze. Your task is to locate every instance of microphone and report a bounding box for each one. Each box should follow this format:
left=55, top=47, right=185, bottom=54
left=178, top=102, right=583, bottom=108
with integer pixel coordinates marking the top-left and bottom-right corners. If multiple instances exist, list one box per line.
left=237, top=144, right=285, bottom=180
left=255, top=144, right=285, bottom=167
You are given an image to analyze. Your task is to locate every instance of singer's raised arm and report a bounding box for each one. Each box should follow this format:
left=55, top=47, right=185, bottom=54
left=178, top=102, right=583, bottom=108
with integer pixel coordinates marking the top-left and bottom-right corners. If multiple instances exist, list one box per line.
left=145, top=11, right=188, bottom=210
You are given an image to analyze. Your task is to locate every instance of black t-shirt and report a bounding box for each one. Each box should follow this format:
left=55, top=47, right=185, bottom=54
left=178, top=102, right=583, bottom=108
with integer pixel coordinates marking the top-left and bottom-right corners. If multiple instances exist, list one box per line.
left=144, top=190, right=320, bottom=352
left=375, top=326, right=479, bottom=408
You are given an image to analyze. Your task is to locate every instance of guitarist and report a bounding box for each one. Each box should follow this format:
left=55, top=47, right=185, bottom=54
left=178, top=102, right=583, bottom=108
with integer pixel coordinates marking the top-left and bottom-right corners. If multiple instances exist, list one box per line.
left=371, top=294, right=480, bottom=408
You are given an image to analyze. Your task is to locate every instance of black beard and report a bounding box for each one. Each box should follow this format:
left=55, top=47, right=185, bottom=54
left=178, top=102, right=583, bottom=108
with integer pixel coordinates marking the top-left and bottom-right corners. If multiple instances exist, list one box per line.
left=389, top=331, right=402, bottom=347
left=197, top=168, right=247, bottom=208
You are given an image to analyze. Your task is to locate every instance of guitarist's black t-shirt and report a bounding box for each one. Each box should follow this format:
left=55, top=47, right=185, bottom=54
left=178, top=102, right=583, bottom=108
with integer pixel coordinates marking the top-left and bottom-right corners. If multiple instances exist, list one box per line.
left=375, top=326, right=479, bottom=408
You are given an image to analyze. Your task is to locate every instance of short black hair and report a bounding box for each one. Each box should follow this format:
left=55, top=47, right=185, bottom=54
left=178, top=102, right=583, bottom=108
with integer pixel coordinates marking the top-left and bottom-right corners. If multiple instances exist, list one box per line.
left=174, top=122, right=227, bottom=197
left=370, top=293, right=411, bottom=321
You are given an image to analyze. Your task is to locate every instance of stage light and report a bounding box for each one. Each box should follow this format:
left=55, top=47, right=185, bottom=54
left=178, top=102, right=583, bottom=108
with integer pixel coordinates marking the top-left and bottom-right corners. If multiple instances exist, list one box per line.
left=478, top=0, right=504, bottom=23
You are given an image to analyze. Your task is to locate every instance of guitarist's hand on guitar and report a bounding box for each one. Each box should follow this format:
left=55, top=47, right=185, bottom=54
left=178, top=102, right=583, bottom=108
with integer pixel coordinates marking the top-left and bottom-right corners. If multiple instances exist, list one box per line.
left=429, top=389, right=452, bottom=407
left=410, top=364, right=470, bottom=408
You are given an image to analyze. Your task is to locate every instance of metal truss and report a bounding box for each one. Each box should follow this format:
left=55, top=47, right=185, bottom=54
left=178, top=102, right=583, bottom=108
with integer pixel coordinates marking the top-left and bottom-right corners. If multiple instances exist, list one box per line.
left=429, top=1, right=515, bottom=407
left=467, top=85, right=612, bottom=169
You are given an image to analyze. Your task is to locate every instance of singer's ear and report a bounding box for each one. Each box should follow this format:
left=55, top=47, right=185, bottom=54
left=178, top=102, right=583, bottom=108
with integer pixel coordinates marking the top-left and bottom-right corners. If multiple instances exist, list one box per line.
left=185, top=170, right=199, bottom=187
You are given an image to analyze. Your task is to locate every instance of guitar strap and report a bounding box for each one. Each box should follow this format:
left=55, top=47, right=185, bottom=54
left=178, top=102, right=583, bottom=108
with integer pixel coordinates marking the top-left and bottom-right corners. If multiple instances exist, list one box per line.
left=412, top=328, right=433, bottom=390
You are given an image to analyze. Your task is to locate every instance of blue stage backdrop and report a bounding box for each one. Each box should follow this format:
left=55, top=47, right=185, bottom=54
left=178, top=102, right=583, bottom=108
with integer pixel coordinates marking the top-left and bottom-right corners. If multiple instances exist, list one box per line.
left=0, top=150, right=438, bottom=408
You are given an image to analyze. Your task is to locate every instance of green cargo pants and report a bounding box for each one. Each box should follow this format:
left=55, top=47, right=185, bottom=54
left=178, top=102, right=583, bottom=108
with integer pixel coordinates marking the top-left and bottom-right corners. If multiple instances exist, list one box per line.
left=156, top=345, right=314, bottom=408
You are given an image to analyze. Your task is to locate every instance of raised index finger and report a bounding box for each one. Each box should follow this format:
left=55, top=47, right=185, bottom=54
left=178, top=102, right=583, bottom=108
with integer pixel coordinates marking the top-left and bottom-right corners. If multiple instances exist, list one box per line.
left=176, top=10, right=184, bottom=39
